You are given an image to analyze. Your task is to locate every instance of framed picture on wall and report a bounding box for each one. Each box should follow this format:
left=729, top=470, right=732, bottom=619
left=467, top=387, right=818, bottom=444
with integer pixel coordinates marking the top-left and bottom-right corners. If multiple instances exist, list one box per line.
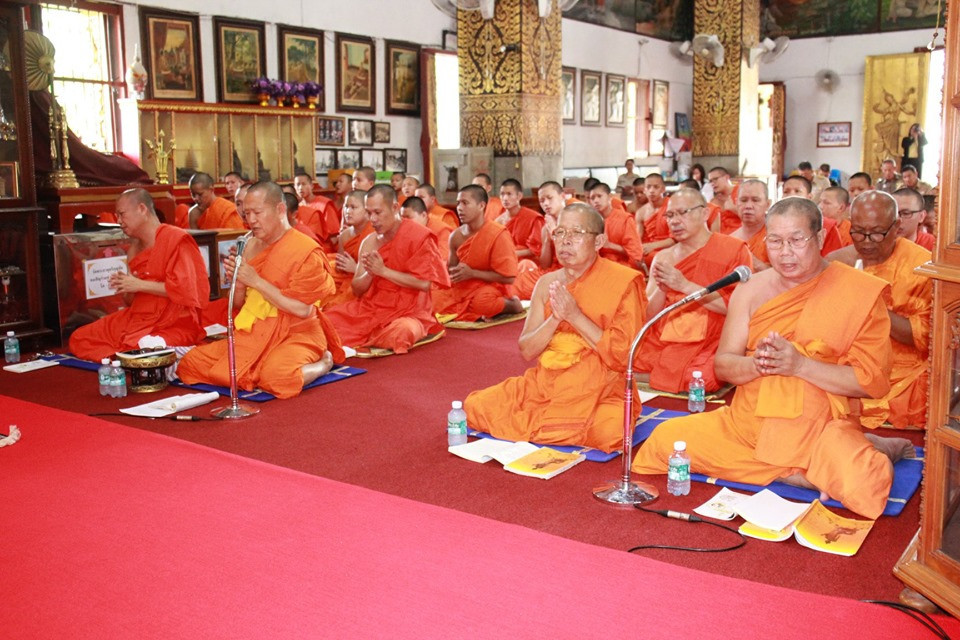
left=314, top=148, right=336, bottom=175
left=361, top=148, right=385, bottom=171
left=348, top=119, right=374, bottom=146
left=0, top=161, right=19, bottom=198
left=337, top=149, right=360, bottom=170
left=384, top=148, right=407, bottom=173
left=316, top=115, right=346, bottom=147
left=336, top=33, right=376, bottom=113
left=374, top=122, right=391, bottom=144
left=385, top=40, right=420, bottom=116
left=817, top=121, right=852, bottom=147
left=561, top=67, right=576, bottom=124
left=652, top=80, right=669, bottom=128
left=605, top=74, right=625, bottom=127
left=213, top=17, right=266, bottom=103
left=278, top=25, right=324, bottom=109
left=581, top=70, right=602, bottom=126
left=139, top=8, right=203, bottom=101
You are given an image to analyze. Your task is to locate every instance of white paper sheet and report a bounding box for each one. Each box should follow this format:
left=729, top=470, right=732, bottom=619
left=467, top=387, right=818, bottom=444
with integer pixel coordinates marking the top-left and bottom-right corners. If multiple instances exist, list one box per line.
left=120, top=392, right=220, bottom=418
left=448, top=439, right=539, bottom=465
left=3, top=360, right=59, bottom=373
left=694, top=487, right=750, bottom=520
left=734, top=489, right=810, bottom=532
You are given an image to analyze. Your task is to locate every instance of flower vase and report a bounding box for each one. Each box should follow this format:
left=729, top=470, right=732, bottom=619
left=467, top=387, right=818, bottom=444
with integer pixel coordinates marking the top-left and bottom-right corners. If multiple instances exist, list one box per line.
left=306, top=96, right=318, bottom=110
left=276, top=97, right=286, bottom=108
left=258, top=93, right=270, bottom=107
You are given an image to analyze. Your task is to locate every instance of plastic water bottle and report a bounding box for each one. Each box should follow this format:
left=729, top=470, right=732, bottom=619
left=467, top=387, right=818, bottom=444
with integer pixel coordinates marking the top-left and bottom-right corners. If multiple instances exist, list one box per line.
left=667, top=441, right=691, bottom=496
left=110, top=360, right=127, bottom=398
left=98, top=358, right=112, bottom=396
left=688, top=370, right=705, bottom=413
left=447, top=400, right=468, bottom=447
left=4, top=331, right=19, bottom=363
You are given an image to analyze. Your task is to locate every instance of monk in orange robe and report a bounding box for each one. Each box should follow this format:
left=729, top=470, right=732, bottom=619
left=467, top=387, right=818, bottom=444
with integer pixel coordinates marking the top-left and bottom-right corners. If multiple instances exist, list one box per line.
left=708, top=166, right=740, bottom=233
left=496, top=179, right=544, bottom=262
left=352, top=166, right=377, bottom=192
left=70, top=188, right=210, bottom=361
left=730, top=179, right=771, bottom=269
left=635, top=188, right=753, bottom=393
left=400, top=176, right=420, bottom=205
left=827, top=192, right=932, bottom=429
left=415, top=184, right=460, bottom=229
left=327, top=190, right=374, bottom=307
left=177, top=182, right=342, bottom=399
left=173, top=203, right=192, bottom=229
left=282, top=193, right=321, bottom=245
left=634, top=174, right=675, bottom=267
left=819, top=186, right=853, bottom=246
left=294, top=173, right=340, bottom=251
left=892, top=188, right=936, bottom=251
left=782, top=176, right=845, bottom=255
left=472, top=173, right=503, bottom=222
left=513, top=181, right=564, bottom=299
left=588, top=183, right=645, bottom=268
left=188, top=172, right=245, bottom=230
left=633, top=197, right=915, bottom=520
left=325, top=185, right=450, bottom=353
left=465, top=203, right=648, bottom=452
left=401, top=196, right=452, bottom=263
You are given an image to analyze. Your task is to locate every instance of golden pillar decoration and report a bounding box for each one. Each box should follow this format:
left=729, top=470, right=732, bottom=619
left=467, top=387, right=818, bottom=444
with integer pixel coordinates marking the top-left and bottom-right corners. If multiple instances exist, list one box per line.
left=458, top=0, right=562, bottom=186
left=862, top=52, right=929, bottom=177
left=692, top=0, right=760, bottom=173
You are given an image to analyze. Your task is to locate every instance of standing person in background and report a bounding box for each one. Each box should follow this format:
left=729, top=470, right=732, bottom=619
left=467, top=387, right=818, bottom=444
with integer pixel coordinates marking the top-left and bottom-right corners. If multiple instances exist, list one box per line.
left=616, top=159, right=640, bottom=196
left=901, top=123, right=927, bottom=178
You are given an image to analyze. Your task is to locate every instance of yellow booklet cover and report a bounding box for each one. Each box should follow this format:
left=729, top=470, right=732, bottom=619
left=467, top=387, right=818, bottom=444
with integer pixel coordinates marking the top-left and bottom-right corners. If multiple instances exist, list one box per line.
left=503, top=447, right=585, bottom=480
left=793, top=500, right=875, bottom=557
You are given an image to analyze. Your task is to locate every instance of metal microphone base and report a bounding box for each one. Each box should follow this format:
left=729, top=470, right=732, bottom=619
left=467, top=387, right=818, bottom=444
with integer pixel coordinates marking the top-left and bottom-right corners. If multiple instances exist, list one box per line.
left=211, top=403, right=260, bottom=419
left=592, top=478, right=659, bottom=508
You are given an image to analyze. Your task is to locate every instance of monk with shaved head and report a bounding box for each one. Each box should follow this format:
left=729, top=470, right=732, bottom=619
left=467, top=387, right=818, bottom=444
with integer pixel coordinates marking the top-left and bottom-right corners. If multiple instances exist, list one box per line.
left=188, top=172, right=245, bottom=230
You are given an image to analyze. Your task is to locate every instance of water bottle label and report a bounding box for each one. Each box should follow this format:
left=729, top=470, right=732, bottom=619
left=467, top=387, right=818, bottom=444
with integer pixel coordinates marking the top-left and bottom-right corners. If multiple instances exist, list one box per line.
left=447, top=419, right=467, bottom=435
left=668, top=462, right=690, bottom=483
left=690, top=387, right=705, bottom=403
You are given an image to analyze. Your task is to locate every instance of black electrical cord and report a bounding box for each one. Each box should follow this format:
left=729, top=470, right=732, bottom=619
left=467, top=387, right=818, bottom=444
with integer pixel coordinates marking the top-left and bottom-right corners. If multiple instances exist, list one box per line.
left=627, top=505, right=746, bottom=553
left=861, top=600, right=951, bottom=639
left=88, top=412, right=223, bottom=422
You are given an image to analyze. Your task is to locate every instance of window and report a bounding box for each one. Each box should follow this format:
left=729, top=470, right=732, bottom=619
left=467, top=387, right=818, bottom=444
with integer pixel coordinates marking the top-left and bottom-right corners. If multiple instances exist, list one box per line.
left=626, top=78, right=649, bottom=159
left=40, top=2, right=123, bottom=152
left=434, top=53, right=460, bottom=150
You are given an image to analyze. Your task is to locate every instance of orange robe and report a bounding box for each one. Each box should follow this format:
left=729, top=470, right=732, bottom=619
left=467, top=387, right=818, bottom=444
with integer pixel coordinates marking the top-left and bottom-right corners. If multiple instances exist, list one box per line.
left=69, top=224, right=210, bottom=361
left=611, top=197, right=626, bottom=211
left=705, top=202, right=721, bottom=230
left=819, top=217, right=844, bottom=256
left=861, top=238, right=932, bottom=429
left=326, top=222, right=374, bottom=307
left=294, top=221, right=321, bottom=245
left=198, top=197, right=245, bottom=230
left=325, top=218, right=450, bottom=352
left=173, top=203, right=191, bottom=229
left=635, top=234, right=753, bottom=393
left=177, top=229, right=342, bottom=399
left=641, top=199, right=671, bottom=268
left=914, top=230, right=935, bottom=251
left=427, top=217, right=452, bottom=264
left=299, top=195, right=341, bottom=252
left=743, top=227, right=769, bottom=264
left=835, top=218, right=853, bottom=246
left=433, top=222, right=518, bottom=321
left=513, top=227, right=560, bottom=300
left=632, top=263, right=895, bottom=519
left=484, top=196, right=504, bottom=223
left=719, top=210, right=742, bottom=234
left=600, top=207, right=644, bottom=268
left=429, top=204, right=460, bottom=230
left=504, top=206, right=544, bottom=259
left=465, top=257, right=648, bottom=453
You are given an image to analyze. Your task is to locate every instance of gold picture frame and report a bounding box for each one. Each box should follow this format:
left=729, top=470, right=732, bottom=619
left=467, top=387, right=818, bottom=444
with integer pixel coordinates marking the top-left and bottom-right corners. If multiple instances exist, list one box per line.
left=214, top=17, right=266, bottom=104
left=278, top=25, right=324, bottom=110
left=385, top=40, right=420, bottom=116
left=336, top=33, right=376, bottom=113
left=139, top=8, right=203, bottom=101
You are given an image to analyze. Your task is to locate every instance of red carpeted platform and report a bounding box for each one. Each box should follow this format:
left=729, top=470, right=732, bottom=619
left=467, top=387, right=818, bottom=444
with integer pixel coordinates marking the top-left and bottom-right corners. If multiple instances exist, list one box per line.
left=0, top=396, right=955, bottom=639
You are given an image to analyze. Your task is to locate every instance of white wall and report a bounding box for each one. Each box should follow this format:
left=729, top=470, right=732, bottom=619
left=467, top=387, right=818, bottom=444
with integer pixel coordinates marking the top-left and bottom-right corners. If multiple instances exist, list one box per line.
left=759, top=28, right=933, bottom=177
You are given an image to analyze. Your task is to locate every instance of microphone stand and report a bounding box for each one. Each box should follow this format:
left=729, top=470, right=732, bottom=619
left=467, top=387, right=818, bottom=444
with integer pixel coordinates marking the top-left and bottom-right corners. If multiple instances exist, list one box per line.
left=212, top=234, right=260, bottom=420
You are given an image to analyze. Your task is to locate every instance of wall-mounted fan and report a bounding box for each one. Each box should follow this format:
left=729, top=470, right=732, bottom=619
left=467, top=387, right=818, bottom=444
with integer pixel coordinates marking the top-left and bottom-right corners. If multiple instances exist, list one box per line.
left=815, top=69, right=840, bottom=93
left=691, top=33, right=724, bottom=68
left=669, top=40, right=693, bottom=65
left=746, top=36, right=789, bottom=67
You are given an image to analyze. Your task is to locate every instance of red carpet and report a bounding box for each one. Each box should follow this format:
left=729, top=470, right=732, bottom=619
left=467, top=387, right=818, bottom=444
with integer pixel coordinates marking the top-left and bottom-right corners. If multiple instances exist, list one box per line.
left=0, top=396, right=955, bottom=639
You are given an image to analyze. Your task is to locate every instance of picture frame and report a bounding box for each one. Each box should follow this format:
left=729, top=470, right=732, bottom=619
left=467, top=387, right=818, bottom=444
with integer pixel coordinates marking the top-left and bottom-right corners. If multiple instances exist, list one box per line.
left=652, top=80, right=669, bottom=128
left=316, top=115, right=346, bottom=147
left=817, top=121, right=852, bottom=148
left=337, top=149, right=360, bottom=170
left=580, top=70, right=602, bottom=126
left=336, top=33, right=376, bottom=113
left=561, top=67, right=576, bottom=124
left=138, top=8, right=203, bottom=101
left=384, top=148, right=407, bottom=173
left=605, top=74, right=625, bottom=127
left=374, top=122, right=391, bottom=144
left=349, top=119, right=375, bottom=146
left=0, top=161, right=19, bottom=198
left=213, top=17, right=266, bottom=103
left=385, top=40, right=420, bottom=116
left=314, top=148, right=336, bottom=176
left=361, top=148, right=385, bottom=172
left=278, top=25, right=324, bottom=110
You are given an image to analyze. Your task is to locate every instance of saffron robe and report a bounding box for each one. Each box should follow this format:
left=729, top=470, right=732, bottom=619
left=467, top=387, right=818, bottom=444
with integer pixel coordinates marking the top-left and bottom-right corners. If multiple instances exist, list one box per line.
left=835, top=218, right=853, bottom=246
left=433, top=222, right=518, bottom=321
left=429, top=204, right=460, bottom=230
left=504, top=206, right=544, bottom=259
left=427, top=217, right=452, bottom=264
left=484, top=196, right=504, bottom=223
left=861, top=238, right=932, bottom=429
left=719, top=210, right=742, bottom=234
left=743, top=227, right=769, bottom=264
left=294, top=221, right=321, bottom=245
left=299, top=195, right=341, bottom=252
left=914, top=230, right=935, bottom=251
left=174, top=203, right=191, bottom=228
left=326, top=222, right=374, bottom=307
left=819, top=217, right=845, bottom=256
left=632, top=263, right=895, bottom=519
left=635, top=233, right=753, bottom=392
left=465, top=257, right=648, bottom=453
left=325, top=218, right=450, bottom=352
left=70, top=224, right=210, bottom=361
left=640, top=199, right=671, bottom=268
left=599, top=207, right=645, bottom=267
left=198, top=197, right=245, bottom=230
left=178, top=229, right=342, bottom=399
left=513, top=226, right=560, bottom=300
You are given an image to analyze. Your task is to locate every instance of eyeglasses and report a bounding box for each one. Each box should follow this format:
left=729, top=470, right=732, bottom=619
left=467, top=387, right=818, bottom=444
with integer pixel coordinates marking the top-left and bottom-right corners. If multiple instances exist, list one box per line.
left=664, top=204, right=704, bottom=221
left=898, top=209, right=924, bottom=219
left=850, top=220, right=897, bottom=243
left=764, top=234, right=816, bottom=251
left=552, top=227, right=599, bottom=242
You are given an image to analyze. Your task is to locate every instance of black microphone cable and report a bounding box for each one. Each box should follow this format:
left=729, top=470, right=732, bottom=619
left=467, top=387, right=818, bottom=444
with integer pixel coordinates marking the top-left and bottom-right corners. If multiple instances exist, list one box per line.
left=627, top=505, right=746, bottom=554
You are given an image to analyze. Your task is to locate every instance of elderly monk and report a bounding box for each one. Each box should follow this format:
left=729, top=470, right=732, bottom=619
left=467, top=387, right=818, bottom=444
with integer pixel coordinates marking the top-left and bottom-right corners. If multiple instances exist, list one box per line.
left=708, top=166, right=741, bottom=234
left=819, top=186, right=853, bottom=246
left=415, top=183, right=460, bottom=230
left=730, top=179, right=771, bottom=270
left=782, top=175, right=845, bottom=255
left=294, top=173, right=340, bottom=251
left=633, top=197, right=915, bottom=520
left=433, top=185, right=522, bottom=321
left=892, top=187, right=935, bottom=250
left=588, top=182, right=644, bottom=268
left=465, top=203, right=648, bottom=452
left=635, top=188, right=753, bottom=393
left=178, top=182, right=341, bottom=399
left=474, top=173, right=504, bottom=222
left=827, top=191, right=932, bottom=430
left=401, top=196, right=451, bottom=263
left=70, top=188, right=210, bottom=361
left=496, top=179, right=544, bottom=260
left=513, top=181, right=564, bottom=299
left=634, top=173, right=675, bottom=266
left=352, top=166, right=377, bottom=191
left=283, top=192, right=320, bottom=245
left=847, top=172, right=873, bottom=199
left=327, top=190, right=373, bottom=307
left=188, top=172, right=245, bottom=230
left=325, top=185, right=450, bottom=353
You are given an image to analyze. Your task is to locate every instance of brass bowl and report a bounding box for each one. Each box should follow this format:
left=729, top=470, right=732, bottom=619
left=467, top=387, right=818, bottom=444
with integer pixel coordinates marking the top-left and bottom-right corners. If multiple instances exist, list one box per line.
left=115, top=348, right=177, bottom=393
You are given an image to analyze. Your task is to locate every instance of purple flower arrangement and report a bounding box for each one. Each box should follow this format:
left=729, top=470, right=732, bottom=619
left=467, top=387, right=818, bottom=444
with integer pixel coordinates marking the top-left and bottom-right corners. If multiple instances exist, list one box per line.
left=250, top=78, right=323, bottom=107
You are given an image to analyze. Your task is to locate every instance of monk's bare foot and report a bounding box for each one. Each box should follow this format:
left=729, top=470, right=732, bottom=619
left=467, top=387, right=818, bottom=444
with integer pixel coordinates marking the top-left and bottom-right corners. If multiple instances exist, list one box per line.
left=864, top=432, right=916, bottom=462
left=301, top=350, right=334, bottom=385
left=503, top=296, right=524, bottom=315
left=780, top=472, right=830, bottom=502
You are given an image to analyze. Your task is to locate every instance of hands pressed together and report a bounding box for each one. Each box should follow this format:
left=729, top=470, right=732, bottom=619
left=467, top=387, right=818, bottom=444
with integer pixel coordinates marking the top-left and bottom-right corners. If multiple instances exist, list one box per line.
left=753, top=331, right=804, bottom=377
left=548, top=279, right=580, bottom=322
left=448, top=263, right=474, bottom=283
left=650, top=260, right=689, bottom=293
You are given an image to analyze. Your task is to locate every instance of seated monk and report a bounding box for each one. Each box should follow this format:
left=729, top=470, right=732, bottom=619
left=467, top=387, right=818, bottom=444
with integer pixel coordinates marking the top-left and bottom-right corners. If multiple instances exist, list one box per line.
left=325, top=185, right=450, bottom=353
left=283, top=192, right=321, bottom=245
left=680, top=178, right=722, bottom=232
left=892, top=187, right=936, bottom=251
left=730, top=179, right=771, bottom=270
left=782, top=175, right=844, bottom=255
left=433, top=185, right=523, bottom=321
left=632, top=197, right=915, bottom=520
left=198, top=182, right=255, bottom=327
left=401, top=196, right=451, bottom=263
left=465, top=203, right=648, bottom=453
left=178, top=181, right=342, bottom=399
left=588, top=182, right=645, bottom=269
left=332, top=173, right=353, bottom=212
left=819, top=186, right=853, bottom=246
left=223, top=171, right=243, bottom=200
left=635, top=188, right=753, bottom=393
left=400, top=175, right=420, bottom=204
left=415, top=183, right=460, bottom=229
left=634, top=173, right=675, bottom=268
left=391, top=172, right=406, bottom=203
left=827, top=191, right=931, bottom=430
left=70, top=188, right=210, bottom=361
left=473, top=173, right=504, bottom=222
left=497, top=178, right=544, bottom=261
left=294, top=172, right=340, bottom=251
left=188, top=172, right=245, bottom=230
left=708, top=166, right=741, bottom=234
left=513, top=181, right=564, bottom=300
left=327, top=189, right=373, bottom=307
left=352, top=166, right=377, bottom=191
left=625, top=177, right=649, bottom=217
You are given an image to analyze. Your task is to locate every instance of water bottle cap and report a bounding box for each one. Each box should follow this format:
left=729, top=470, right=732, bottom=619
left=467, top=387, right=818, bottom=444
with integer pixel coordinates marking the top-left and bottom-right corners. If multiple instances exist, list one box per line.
left=102, top=358, right=111, bottom=364
left=111, top=360, right=121, bottom=367
left=451, top=400, right=463, bottom=409
left=5, top=331, right=12, bottom=337
left=674, top=440, right=687, bottom=451
left=692, top=371, right=702, bottom=379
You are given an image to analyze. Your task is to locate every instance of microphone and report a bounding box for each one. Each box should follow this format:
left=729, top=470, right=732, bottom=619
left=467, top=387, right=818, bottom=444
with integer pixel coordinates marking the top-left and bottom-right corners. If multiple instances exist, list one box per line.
left=675, top=265, right=752, bottom=306
left=234, top=231, right=253, bottom=257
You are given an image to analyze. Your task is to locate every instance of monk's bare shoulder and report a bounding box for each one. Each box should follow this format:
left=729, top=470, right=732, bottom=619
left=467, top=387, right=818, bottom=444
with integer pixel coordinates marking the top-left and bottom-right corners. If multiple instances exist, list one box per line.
left=825, top=244, right=858, bottom=266
left=357, top=231, right=381, bottom=255
left=731, top=268, right=780, bottom=314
